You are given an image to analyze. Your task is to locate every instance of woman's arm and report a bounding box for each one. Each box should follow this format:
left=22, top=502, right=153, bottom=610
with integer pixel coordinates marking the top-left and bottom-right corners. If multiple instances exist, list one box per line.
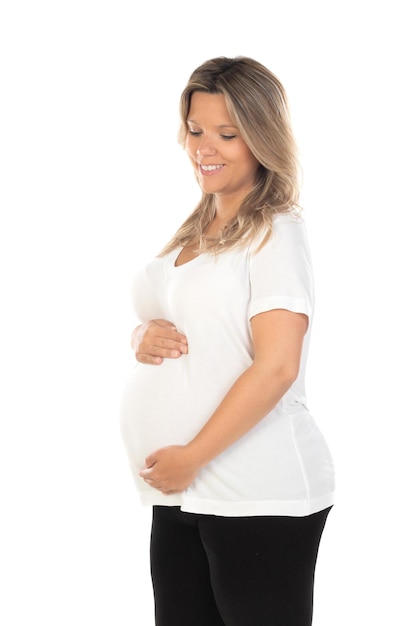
left=140, top=308, right=308, bottom=494
left=131, top=319, right=188, bottom=365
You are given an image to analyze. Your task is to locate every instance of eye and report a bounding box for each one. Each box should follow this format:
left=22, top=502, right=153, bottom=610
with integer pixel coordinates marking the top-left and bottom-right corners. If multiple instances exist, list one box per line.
left=188, top=129, right=202, bottom=137
left=220, top=134, right=237, bottom=141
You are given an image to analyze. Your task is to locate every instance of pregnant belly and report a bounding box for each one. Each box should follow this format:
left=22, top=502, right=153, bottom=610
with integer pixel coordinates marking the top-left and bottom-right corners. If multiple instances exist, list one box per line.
left=119, top=358, right=222, bottom=471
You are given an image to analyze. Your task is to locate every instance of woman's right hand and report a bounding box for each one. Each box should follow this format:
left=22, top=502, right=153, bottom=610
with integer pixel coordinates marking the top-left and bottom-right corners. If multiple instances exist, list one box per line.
left=131, top=319, right=188, bottom=365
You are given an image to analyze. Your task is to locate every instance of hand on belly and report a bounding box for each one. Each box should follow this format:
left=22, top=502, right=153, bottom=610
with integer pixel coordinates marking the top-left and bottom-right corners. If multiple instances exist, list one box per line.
left=139, top=445, right=201, bottom=495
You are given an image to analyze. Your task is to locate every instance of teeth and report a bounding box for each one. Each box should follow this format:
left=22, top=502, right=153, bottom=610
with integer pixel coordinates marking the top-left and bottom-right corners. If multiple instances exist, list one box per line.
left=201, top=164, right=223, bottom=171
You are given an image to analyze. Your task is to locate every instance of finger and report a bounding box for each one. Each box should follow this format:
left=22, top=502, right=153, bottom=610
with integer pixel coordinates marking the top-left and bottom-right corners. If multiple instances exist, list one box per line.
left=142, top=341, right=186, bottom=356
left=142, top=477, right=168, bottom=492
left=135, top=346, right=185, bottom=363
left=139, top=467, right=155, bottom=480
left=153, top=319, right=178, bottom=330
left=135, top=352, right=164, bottom=365
left=142, top=455, right=157, bottom=469
left=145, top=335, right=188, bottom=353
left=149, top=321, right=188, bottom=345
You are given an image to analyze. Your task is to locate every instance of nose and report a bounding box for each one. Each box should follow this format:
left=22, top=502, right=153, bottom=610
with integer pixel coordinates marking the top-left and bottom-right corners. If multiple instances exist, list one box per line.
left=196, top=136, right=216, bottom=157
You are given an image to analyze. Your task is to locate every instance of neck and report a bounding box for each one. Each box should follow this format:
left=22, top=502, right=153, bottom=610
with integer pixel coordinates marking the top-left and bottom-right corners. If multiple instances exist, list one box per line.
left=204, top=209, right=237, bottom=239
left=214, top=194, right=240, bottom=218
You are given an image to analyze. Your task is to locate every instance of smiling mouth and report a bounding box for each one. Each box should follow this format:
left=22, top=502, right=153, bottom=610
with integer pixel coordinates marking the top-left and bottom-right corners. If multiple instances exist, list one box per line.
left=200, top=164, right=224, bottom=172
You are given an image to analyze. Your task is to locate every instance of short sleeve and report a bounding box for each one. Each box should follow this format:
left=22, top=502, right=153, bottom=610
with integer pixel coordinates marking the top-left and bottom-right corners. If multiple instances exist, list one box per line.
left=248, top=215, right=314, bottom=322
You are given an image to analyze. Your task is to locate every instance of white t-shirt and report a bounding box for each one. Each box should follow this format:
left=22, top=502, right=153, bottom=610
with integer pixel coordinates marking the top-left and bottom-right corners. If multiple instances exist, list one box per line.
left=120, top=213, right=335, bottom=517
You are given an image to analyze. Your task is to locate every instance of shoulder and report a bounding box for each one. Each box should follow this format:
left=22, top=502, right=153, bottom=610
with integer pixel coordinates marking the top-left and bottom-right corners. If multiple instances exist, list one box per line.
left=249, top=210, right=308, bottom=256
left=271, top=210, right=306, bottom=233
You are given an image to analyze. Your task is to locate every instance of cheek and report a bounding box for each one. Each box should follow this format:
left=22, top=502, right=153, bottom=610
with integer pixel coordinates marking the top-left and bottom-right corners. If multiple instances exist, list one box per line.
left=183, top=141, right=194, bottom=162
left=243, top=150, right=260, bottom=177
left=184, top=135, right=197, bottom=159
left=234, top=141, right=256, bottom=165
left=185, top=147, right=197, bottom=167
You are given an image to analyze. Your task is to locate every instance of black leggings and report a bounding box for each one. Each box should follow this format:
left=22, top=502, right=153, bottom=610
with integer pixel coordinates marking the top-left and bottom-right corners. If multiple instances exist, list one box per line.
left=150, top=505, right=331, bottom=626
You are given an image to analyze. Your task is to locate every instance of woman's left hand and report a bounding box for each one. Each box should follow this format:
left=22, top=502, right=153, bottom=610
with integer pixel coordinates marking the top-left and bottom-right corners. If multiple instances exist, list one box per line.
left=139, top=446, right=201, bottom=495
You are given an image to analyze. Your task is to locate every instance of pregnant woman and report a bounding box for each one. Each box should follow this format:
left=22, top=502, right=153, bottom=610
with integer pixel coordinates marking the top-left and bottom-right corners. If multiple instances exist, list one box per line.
left=120, top=55, right=335, bottom=626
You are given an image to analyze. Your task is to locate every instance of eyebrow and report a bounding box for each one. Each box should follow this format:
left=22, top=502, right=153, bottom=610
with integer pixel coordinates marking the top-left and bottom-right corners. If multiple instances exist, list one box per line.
left=186, top=119, right=239, bottom=129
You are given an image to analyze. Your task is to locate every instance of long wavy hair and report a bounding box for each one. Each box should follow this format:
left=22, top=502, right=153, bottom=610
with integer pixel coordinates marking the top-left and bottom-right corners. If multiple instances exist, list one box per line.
left=159, top=56, right=301, bottom=256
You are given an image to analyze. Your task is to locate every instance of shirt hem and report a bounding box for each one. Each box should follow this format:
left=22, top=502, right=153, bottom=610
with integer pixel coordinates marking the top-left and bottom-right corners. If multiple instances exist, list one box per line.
left=139, top=491, right=335, bottom=517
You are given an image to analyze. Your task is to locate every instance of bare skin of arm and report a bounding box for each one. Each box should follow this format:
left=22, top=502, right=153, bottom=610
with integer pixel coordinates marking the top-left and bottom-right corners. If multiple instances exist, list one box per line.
left=139, top=309, right=308, bottom=495
left=131, top=319, right=188, bottom=365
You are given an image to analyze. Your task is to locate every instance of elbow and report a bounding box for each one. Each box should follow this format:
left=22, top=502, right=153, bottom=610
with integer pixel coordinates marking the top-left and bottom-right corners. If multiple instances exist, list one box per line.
left=269, top=363, right=300, bottom=392
left=280, top=367, right=299, bottom=388
left=251, top=355, right=301, bottom=396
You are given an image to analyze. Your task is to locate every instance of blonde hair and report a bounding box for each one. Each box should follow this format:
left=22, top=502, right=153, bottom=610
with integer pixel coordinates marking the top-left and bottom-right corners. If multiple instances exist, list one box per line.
left=159, top=56, right=301, bottom=256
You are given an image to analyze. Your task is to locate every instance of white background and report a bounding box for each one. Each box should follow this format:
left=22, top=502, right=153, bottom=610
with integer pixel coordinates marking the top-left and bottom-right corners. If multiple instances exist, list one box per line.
left=1, top=1, right=415, bottom=624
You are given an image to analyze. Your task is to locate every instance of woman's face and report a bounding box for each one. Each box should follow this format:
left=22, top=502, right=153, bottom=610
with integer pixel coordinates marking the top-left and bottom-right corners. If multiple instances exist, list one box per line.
left=185, top=92, right=259, bottom=206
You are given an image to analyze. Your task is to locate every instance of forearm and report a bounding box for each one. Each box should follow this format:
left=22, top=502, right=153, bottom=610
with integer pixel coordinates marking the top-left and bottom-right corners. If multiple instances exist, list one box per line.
left=187, top=363, right=296, bottom=468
